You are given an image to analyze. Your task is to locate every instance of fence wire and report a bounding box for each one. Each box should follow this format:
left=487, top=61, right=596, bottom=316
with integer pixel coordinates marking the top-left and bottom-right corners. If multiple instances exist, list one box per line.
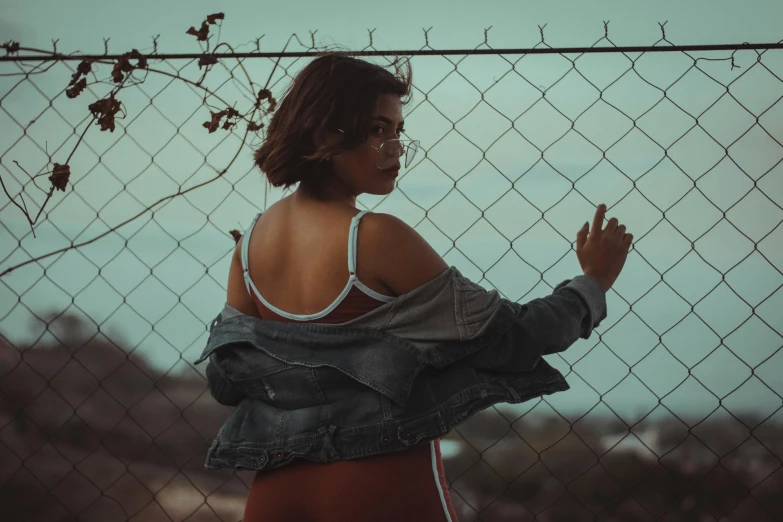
left=1, top=23, right=783, bottom=522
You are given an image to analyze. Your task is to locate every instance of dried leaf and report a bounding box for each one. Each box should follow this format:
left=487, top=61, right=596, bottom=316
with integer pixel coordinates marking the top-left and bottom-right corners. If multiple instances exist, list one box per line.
left=76, top=60, right=92, bottom=76
left=203, top=107, right=240, bottom=133
left=266, top=97, right=277, bottom=113
left=2, top=41, right=20, bottom=54
left=255, top=89, right=276, bottom=112
left=66, top=78, right=87, bottom=99
left=68, top=60, right=92, bottom=86
left=198, top=55, right=218, bottom=68
left=49, top=163, right=71, bottom=192
left=229, top=229, right=242, bottom=243
left=206, top=13, right=225, bottom=24
left=187, top=13, right=224, bottom=41
left=111, top=69, right=122, bottom=83
left=112, top=57, right=132, bottom=83
left=186, top=22, right=210, bottom=42
left=88, top=93, right=122, bottom=132
left=65, top=60, right=92, bottom=98
left=129, top=49, right=148, bottom=69
left=111, top=49, right=148, bottom=83
left=247, top=121, right=264, bottom=131
left=203, top=110, right=223, bottom=133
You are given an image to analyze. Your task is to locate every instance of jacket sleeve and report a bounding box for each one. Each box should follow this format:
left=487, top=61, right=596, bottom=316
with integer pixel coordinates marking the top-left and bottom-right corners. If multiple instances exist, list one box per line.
left=465, top=274, right=607, bottom=373
left=509, top=273, right=608, bottom=356
left=546, top=274, right=608, bottom=347
left=205, top=353, right=245, bottom=406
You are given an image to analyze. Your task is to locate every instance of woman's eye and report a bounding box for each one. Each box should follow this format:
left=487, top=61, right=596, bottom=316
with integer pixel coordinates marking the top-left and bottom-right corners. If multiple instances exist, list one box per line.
left=374, top=126, right=404, bottom=136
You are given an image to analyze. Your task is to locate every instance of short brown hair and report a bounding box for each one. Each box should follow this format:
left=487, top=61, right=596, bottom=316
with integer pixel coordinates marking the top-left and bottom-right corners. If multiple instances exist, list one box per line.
left=253, top=50, right=413, bottom=193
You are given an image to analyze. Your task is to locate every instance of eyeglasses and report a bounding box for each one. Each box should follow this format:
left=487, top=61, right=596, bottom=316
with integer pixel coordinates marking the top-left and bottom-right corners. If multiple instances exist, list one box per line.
left=337, top=128, right=419, bottom=170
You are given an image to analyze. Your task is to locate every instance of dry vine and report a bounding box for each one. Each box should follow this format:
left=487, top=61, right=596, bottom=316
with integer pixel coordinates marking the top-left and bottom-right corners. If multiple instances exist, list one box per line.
left=0, top=12, right=302, bottom=277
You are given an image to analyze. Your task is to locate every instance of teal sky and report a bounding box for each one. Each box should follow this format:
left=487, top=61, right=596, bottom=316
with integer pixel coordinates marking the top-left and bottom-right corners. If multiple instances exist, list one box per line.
left=1, top=0, right=782, bottom=425
left=1, top=0, right=782, bottom=54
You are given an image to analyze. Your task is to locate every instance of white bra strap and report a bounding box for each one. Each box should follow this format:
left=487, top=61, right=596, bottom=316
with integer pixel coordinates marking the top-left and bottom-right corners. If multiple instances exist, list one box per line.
left=241, top=212, right=263, bottom=294
left=347, top=210, right=371, bottom=276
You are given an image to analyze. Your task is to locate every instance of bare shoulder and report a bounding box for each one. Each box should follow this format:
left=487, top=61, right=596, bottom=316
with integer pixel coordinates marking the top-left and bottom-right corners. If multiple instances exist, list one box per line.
left=360, top=211, right=449, bottom=296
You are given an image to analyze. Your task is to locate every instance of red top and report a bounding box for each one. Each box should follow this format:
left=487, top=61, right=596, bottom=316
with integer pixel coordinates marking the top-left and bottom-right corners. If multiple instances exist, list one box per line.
left=239, top=210, right=459, bottom=521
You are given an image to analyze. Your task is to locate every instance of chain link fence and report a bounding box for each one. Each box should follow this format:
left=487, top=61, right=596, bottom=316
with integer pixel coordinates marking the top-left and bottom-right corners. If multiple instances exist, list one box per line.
left=1, top=21, right=783, bottom=521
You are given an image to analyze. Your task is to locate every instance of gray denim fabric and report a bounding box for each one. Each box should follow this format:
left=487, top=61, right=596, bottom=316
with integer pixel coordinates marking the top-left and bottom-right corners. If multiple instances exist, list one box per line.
left=194, top=266, right=607, bottom=472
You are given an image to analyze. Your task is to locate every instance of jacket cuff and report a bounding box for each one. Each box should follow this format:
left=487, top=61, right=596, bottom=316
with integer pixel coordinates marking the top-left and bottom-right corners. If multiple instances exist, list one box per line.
left=554, top=275, right=607, bottom=339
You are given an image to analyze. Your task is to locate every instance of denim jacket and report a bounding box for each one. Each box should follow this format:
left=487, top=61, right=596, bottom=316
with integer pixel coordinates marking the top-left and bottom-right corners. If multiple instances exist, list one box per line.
left=194, top=266, right=607, bottom=472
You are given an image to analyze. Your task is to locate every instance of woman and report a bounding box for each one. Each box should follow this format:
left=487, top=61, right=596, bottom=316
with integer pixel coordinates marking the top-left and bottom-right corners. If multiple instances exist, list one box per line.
left=225, top=52, right=460, bottom=521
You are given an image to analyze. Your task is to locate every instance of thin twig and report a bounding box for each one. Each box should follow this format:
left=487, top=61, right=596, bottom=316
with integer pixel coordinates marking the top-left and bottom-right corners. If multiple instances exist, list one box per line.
left=0, top=16, right=292, bottom=277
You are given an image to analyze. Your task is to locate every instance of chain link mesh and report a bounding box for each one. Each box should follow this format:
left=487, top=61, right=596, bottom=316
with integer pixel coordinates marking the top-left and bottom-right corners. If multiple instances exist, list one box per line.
left=1, top=27, right=783, bottom=521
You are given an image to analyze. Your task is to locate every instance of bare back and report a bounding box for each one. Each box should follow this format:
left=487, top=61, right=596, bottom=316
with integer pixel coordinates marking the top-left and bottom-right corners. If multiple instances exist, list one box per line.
left=244, top=196, right=398, bottom=316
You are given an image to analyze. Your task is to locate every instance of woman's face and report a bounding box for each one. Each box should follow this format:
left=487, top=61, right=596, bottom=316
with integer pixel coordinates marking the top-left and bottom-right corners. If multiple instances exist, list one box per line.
left=330, top=93, right=406, bottom=196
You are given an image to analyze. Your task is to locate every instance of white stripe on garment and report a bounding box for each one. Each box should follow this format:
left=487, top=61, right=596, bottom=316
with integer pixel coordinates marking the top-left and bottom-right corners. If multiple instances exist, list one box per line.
left=430, top=441, right=454, bottom=522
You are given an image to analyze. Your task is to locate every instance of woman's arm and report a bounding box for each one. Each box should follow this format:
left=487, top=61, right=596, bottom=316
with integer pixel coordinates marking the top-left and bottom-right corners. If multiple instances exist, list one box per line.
left=226, top=239, right=262, bottom=318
